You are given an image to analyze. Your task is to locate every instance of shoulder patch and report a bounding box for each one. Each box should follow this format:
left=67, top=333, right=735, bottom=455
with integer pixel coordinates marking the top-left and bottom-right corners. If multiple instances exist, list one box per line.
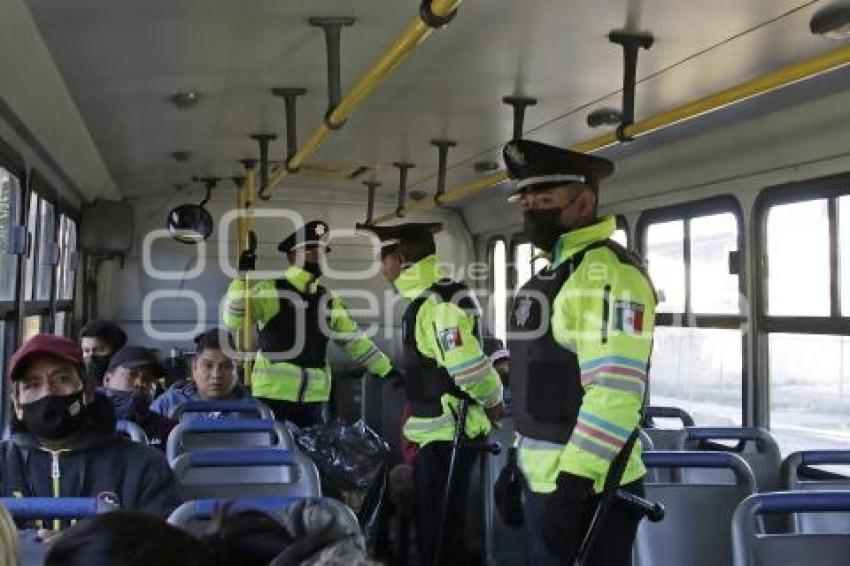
left=613, top=300, right=645, bottom=334
left=438, top=327, right=464, bottom=351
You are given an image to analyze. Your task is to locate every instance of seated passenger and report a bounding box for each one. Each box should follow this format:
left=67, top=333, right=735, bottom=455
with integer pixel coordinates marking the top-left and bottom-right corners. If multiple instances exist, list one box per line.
left=101, top=346, right=177, bottom=448
left=79, top=320, right=127, bottom=385
left=150, top=329, right=252, bottom=420
left=45, top=511, right=212, bottom=566
left=0, top=334, right=179, bottom=523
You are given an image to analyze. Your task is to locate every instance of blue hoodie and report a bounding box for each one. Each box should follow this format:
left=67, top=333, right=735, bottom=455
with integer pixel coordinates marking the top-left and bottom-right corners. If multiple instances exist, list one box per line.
left=149, top=380, right=253, bottom=421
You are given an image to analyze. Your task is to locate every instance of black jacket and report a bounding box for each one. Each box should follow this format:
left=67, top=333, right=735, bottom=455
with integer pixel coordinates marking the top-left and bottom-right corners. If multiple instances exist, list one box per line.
left=0, top=392, right=179, bottom=519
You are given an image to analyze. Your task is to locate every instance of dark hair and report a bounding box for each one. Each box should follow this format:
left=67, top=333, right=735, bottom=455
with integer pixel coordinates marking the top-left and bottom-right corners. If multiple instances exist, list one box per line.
left=80, top=320, right=127, bottom=352
left=203, top=509, right=293, bottom=566
left=45, top=511, right=213, bottom=566
left=194, top=328, right=236, bottom=355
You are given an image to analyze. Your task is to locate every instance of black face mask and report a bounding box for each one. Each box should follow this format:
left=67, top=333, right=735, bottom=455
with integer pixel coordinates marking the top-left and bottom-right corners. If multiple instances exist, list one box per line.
left=21, top=391, right=88, bottom=441
left=85, top=355, right=110, bottom=385
left=107, top=389, right=150, bottom=420
left=523, top=209, right=566, bottom=252
left=303, top=261, right=323, bottom=278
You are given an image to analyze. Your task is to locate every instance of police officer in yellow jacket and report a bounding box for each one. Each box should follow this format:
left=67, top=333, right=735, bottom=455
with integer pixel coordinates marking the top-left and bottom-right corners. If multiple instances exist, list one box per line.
left=358, top=222, right=504, bottom=565
left=503, top=140, right=657, bottom=564
left=224, top=220, right=397, bottom=427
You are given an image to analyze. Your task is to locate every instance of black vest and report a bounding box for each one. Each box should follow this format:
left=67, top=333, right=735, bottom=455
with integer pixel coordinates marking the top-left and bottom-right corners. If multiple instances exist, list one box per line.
left=401, top=279, right=481, bottom=418
left=508, top=240, right=647, bottom=443
left=257, top=277, right=331, bottom=369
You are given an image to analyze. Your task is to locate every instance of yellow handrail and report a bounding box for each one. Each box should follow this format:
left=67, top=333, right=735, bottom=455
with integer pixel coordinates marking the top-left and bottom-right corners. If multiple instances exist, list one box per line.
left=240, top=168, right=256, bottom=386
left=264, top=0, right=461, bottom=195
left=370, top=42, right=850, bottom=224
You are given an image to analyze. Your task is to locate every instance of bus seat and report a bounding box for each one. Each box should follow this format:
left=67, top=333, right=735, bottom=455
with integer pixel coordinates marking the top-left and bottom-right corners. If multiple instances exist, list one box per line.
left=0, top=496, right=116, bottom=521
left=641, top=405, right=695, bottom=450
left=170, top=448, right=321, bottom=500
left=166, top=419, right=293, bottom=464
left=115, top=419, right=149, bottom=444
left=732, top=491, right=850, bottom=566
left=168, top=496, right=357, bottom=537
left=170, top=399, right=274, bottom=422
left=635, top=451, right=756, bottom=566
left=782, top=451, right=850, bottom=534
left=678, top=427, right=781, bottom=492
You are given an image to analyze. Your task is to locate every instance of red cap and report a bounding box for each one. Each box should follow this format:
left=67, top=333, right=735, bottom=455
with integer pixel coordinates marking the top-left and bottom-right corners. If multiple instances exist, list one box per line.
left=7, top=334, right=84, bottom=381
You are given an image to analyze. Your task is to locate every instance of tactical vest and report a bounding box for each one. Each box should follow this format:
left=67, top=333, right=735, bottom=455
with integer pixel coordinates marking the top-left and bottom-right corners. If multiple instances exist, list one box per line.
left=508, top=240, right=647, bottom=443
left=257, top=277, right=330, bottom=369
left=401, top=279, right=481, bottom=418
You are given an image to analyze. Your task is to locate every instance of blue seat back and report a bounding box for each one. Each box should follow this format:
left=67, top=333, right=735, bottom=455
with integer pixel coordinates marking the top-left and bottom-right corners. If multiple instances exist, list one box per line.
left=783, top=451, right=850, bottom=534
left=170, top=399, right=274, bottom=422
left=732, top=491, right=850, bottom=566
left=171, top=448, right=321, bottom=500
left=642, top=406, right=694, bottom=450
left=0, top=497, right=114, bottom=520
left=635, top=451, right=756, bottom=566
left=166, top=418, right=293, bottom=464
left=116, top=419, right=149, bottom=444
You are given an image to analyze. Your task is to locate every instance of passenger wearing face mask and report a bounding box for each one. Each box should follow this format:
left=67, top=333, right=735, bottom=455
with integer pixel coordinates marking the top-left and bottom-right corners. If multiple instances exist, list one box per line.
left=150, top=329, right=252, bottom=420
left=79, top=320, right=127, bottom=385
left=101, top=346, right=176, bottom=448
left=0, top=334, right=179, bottom=530
left=502, top=139, right=657, bottom=565
left=224, top=220, right=399, bottom=428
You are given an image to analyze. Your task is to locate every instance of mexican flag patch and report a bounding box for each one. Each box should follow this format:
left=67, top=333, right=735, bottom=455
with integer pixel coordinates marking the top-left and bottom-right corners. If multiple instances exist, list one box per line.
left=438, top=327, right=464, bottom=351
left=614, top=300, right=645, bottom=334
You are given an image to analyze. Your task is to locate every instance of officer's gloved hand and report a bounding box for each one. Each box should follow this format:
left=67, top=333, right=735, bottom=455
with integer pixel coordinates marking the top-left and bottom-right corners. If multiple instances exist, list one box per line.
left=541, top=471, right=595, bottom=561
left=238, top=249, right=257, bottom=271
left=384, top=369, right=406, bottom=388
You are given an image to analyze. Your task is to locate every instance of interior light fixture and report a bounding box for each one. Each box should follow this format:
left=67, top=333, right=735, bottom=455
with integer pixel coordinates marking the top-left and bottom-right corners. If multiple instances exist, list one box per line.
left=587, top=107, right=623, bottom=128
left=170, top=90, right=202, bottom=109
left=810, top=2, right=850, bottom=38
left=167, top=180, right=214, bottom=243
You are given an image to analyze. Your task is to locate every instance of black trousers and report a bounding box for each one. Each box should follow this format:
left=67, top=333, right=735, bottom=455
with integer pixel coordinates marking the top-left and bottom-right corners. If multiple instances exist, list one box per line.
left=257, top=398, right=327, bottom=429
left=525, top=478, right=645, bottom=566
left=413, top=441, right=478, bottom=566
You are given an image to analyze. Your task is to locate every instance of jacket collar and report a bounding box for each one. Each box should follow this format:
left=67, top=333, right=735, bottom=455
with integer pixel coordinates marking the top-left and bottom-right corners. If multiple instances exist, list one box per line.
left=552, top=215, right=616, bottom=268
left=283, top=266, right=319, bottom=294
left=394, top=255, right=445, bottom=299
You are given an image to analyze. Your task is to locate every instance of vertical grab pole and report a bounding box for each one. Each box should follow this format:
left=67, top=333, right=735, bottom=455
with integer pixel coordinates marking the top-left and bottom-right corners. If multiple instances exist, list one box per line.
left=238, top=159, right=258, bottom=387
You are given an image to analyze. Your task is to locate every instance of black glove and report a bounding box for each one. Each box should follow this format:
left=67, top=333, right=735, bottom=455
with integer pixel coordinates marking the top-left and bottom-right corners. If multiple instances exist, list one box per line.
left=541, top=471, right=595, bottom=561
left=493, top=446, right=526, bottom=528
left=384, top=369, right=406, bottom=388
left=238, top=249, right=257, bottom=271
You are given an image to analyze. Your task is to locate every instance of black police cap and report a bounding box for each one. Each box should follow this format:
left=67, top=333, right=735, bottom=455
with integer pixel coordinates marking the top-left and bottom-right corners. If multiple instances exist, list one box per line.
left=503, top=139, right=614, bottom=198
left=108, top=346, right=162, bottom=373
left=356, top=222, right=442, bottom=257
left=278, top=220, right=331, bottom=253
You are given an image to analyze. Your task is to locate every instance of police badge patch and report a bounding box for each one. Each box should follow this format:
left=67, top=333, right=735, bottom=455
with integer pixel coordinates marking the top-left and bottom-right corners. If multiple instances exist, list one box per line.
left=514, top=297, right=533, bottom=327
left=438, top=327, right=463, bottom=350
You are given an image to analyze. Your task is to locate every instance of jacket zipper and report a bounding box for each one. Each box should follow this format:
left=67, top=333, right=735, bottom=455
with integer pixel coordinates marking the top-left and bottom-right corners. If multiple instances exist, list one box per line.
left=50, top=451, right=61, bottom=531
left=602, top=285, right=612, bottom=344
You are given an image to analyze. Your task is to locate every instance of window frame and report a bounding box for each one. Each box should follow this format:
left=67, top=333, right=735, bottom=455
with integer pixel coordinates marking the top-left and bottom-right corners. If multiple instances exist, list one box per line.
left=487, top=236, right=508, bottom=342
left=637, top=194, right=748, bottom=424
left=614, top=214, right=631, bottom=249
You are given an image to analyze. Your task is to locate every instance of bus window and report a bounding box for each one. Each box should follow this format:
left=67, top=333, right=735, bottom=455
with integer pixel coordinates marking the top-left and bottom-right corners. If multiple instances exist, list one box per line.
left=491, top=240, right=507, bottom=343
left=841, top=196, right=849, bottom=316
left=691, top=213, right=739, bottom=314
left=645, top=220, right=685, bottom=313
left=515, top=242, right=533, bottom=291
left=766, top=199, right=830, bottom=316
left=24, top=193, right=38, bottom=301
left=56, top=215, right=77, bottom=301
left=0, top=167, right=21, bottom=300
left=24, top=315, right=41, bottom=342
left=54, top=310, right=67, bottom=336
left=36, top=199, right=55, bottom=301
left=612, top=228, right=628, bottom=248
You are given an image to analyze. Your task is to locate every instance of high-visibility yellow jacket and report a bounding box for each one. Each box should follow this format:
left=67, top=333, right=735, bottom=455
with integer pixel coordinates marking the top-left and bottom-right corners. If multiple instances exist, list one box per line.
left=395, top=255, right=504, bottom=447
left=224, top=266, right=393, bottom=403
left=515, top=215, right=657, bottom=494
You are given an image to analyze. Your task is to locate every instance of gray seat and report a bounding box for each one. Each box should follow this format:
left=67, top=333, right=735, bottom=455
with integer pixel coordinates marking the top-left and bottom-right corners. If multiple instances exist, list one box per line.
left=641, top=405, right=694, bottom=450
left=677, top=427, right=781, bottom=492
left=166, top=418, right=293, bottom=464
left=732, top=491, right=850, bottom=566
left=116, top=419, right=148, bottom=444
left=168, top=496, right=357, bottom=537
left=171, top=448, right=321, bottom=500
left=170, top=399, right=275, bottom=422
left=782, top=451, right=850, bottom=534
left=635, top=451, right=756, bottom=566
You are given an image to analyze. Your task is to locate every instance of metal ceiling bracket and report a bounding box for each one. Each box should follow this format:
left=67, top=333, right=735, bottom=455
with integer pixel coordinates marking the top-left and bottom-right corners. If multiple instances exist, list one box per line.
left=310, top=17, right=355, bottom=130
left=430, top=139, right=456, bottom=203
left=272, top=87, right=308, bottom=172
left=420, top=0, right=458, bottom=28
left=502, top=95, right=538, bottom=141
left=393, top=161, right=415, bottom=218
left=197, top=176, right=220, bottom=207
left=250, top=133, right=278, bottom=200
left=363, top=180, right=381, bottom=225
left=608, top=30, right=654, bottom=143
left=231, top=175, right=245, bottom=188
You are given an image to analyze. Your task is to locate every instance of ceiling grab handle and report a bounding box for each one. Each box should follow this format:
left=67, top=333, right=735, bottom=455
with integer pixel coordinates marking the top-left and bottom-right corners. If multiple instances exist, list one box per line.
left=608, top=30, right=655, bottom=143
left=251, top=133, right=277, bottom=201
left=430, top=139, right=456, bottom=205
left=393, top=161, right=415, bottom=218
left=502, top=95, right=537, bottom=141
left=310, top=17, right=356, bottom=131
left=272, top=88, right=308, bottom=174
left=363, top=180, right=381, bottom=225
